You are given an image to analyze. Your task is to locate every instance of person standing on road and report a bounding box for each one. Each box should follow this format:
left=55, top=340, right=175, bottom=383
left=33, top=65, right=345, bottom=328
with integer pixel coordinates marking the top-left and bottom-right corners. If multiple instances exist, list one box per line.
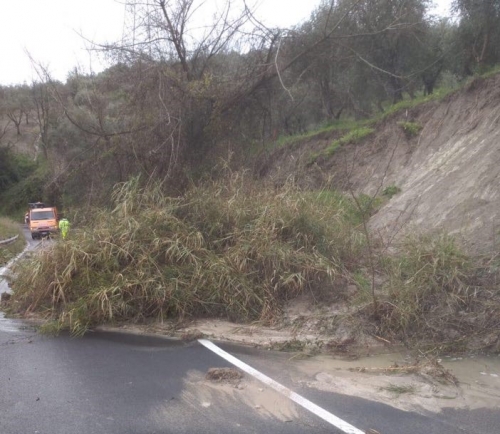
left=59, top=218, right=70, bottom=240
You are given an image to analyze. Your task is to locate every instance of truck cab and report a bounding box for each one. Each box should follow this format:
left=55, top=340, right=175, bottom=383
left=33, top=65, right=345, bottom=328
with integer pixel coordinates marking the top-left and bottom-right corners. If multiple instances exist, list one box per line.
left=25, top=202, right=46, bottom=225
left=29, top=207, right=59, bottom=239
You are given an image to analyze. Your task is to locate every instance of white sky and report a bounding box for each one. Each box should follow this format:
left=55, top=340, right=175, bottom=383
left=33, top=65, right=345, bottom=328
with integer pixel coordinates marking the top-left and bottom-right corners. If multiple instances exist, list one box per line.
left=0, top=0, right=452, bottom=86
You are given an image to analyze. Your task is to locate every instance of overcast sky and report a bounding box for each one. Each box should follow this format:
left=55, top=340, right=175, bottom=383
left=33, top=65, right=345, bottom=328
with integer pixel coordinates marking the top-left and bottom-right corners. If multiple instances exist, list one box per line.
left=0, top=0, right=452, bottom=86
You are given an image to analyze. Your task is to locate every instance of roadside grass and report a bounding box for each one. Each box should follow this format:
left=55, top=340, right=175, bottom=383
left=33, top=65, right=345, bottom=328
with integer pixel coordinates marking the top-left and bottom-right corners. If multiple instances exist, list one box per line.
left=275, top=80, right=468, bottom=166
left=482, top=64, right=500, bottom=78
left=260, top=67, right=500, bottom=159
left=374, top=86, right=457, bottom=122
left=0, top=217, right=25, bottom=266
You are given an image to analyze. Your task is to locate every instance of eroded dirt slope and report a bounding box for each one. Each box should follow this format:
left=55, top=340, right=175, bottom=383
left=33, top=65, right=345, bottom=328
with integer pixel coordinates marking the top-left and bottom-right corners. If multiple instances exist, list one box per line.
left=258, top=74, right=500, bottom=254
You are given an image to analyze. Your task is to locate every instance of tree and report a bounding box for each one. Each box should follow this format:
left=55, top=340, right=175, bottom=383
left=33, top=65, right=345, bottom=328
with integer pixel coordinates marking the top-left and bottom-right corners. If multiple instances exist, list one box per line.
left=0, top=86, right=32, bottom=135
left=344, top=0, right=431, bottom=103
left=453, top=0, right=500, bottom=70
left=278, top=0, right=436, bottom=122
left=81, top=1, right=354, bottom=177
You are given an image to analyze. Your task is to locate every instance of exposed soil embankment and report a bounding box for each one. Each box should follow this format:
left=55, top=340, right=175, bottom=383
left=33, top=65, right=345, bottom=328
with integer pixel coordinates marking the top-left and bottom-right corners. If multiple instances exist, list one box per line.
left=258, top=74, right=500, bottom=254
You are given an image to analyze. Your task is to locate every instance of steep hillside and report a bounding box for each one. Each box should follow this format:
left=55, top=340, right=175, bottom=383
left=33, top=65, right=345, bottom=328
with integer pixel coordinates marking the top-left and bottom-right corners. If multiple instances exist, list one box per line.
left=258, top=73, right=500, bottom=255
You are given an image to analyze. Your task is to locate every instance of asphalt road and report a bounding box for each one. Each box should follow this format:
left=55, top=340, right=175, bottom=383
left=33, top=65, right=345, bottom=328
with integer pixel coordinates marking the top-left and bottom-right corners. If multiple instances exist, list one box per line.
left=0, top=325, right=345, bottom=434
left=2, top=323, right=500, bottom=434
left=1, top=227, right=499, bottom=434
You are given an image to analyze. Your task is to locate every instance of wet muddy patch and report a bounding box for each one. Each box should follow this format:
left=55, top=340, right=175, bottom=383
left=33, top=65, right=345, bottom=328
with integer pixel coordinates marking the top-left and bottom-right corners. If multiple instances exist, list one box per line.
left=289, top=352, right=500, bottom=413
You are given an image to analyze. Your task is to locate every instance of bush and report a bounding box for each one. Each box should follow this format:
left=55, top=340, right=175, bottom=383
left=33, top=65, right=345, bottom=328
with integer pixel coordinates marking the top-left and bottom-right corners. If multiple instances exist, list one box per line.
left=0, top=161, right=48, bottom=216
left=382, top=185, right=401, bottom=199
left=397, top=121, right=422, bottom=139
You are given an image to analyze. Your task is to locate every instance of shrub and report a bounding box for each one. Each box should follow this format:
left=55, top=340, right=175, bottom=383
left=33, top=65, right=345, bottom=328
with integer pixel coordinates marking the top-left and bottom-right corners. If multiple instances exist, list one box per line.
left=398, top=121, right=422, bottom=139
left=382, top=185, right=401, bottom=199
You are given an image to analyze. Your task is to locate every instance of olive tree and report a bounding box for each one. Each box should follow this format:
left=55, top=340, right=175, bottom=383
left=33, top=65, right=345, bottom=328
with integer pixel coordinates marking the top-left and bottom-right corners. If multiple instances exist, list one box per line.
left=452, top=0, right=500, bottom=70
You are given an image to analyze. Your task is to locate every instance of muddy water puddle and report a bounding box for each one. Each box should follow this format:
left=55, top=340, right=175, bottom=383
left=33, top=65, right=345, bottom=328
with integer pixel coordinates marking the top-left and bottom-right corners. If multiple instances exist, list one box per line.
left=291, top=351, right=500, bottom=413
left=0, top=311, right=24, bottom=333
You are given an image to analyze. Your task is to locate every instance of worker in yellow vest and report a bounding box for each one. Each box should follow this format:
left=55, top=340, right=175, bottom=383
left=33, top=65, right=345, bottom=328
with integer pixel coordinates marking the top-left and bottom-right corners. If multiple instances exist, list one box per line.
left=59, top=218, right=70, bottom=240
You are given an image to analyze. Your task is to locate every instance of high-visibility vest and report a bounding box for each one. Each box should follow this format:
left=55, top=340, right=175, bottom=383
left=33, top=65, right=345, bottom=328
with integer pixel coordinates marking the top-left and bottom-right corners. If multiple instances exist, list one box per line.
left=59, top=219, right=69, bottom=231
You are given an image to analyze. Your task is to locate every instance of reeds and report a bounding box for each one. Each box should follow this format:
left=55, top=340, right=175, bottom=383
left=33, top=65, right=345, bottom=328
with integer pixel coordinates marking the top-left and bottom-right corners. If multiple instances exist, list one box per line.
left=10, top=175, right=362, bottom=335
left=378, top=234, right=484, bottom=341
left=8, top=176, right=499, bottom=349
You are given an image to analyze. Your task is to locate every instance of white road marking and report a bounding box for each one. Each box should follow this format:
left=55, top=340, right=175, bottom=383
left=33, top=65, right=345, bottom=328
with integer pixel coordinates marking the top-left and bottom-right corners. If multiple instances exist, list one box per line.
left=198, top=339, right=365, bottom=434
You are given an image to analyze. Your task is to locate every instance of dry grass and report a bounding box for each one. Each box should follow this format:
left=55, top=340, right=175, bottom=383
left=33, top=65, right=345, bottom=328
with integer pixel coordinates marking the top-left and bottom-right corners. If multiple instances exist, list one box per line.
left=375, top=234, right=500, bottom=348
left=9, top=174, right=364, bottom=335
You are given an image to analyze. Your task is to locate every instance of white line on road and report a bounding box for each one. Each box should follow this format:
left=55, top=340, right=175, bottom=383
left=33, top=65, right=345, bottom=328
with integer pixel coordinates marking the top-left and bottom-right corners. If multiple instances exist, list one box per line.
left=198, top=339, right=365, bottom=434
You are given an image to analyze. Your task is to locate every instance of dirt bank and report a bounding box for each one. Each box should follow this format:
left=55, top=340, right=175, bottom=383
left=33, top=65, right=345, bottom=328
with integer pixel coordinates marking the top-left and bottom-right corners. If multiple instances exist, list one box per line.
left=258, top=74, right=500, bottom=255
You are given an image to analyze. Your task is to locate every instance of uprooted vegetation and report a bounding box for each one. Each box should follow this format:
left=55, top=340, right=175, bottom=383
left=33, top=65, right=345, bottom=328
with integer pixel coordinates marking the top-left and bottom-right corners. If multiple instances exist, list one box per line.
left=8, top=175, right=363, bottom=335
left=6, top=175, right=500, bottom=352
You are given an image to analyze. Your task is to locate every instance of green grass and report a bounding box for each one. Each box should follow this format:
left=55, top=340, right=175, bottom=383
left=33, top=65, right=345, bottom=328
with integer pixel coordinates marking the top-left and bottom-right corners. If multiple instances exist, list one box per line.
left=482, top=64, right=500, bottom=78
left=260, top=67, right=500, bottom=162
left=325, top=127, right=375, bottom=156
left=274, top=84, right=460, bottom=158
left=0, top=218, right=17, bottom=240
left=0, top=217, right=25, bottom=266
left=398, top=121, right=423, bottom=138
left=307, top=127, right=375, bottom=164
left=273, top=119, right=371, bottom=150
left=303, top=81, right=464, bottom=164
left=375, top=86, right=458, bottom=122
left=382, top=185, right=401, bottom=199
left=380, top=384, right=416, bottom=395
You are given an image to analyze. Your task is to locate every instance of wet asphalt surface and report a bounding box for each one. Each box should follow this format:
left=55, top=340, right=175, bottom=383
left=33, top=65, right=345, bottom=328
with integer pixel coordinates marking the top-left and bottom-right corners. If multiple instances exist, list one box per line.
left=1, top=228, right=499, bottom=433
left=1, top=326, right=366, bottom=434
left=1, top=326, right=499, bottom=434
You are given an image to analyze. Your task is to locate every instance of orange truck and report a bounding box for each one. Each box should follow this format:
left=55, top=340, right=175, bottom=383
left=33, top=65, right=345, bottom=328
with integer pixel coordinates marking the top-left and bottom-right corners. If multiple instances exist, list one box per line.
left=29, top=206, right=59, bottom=239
